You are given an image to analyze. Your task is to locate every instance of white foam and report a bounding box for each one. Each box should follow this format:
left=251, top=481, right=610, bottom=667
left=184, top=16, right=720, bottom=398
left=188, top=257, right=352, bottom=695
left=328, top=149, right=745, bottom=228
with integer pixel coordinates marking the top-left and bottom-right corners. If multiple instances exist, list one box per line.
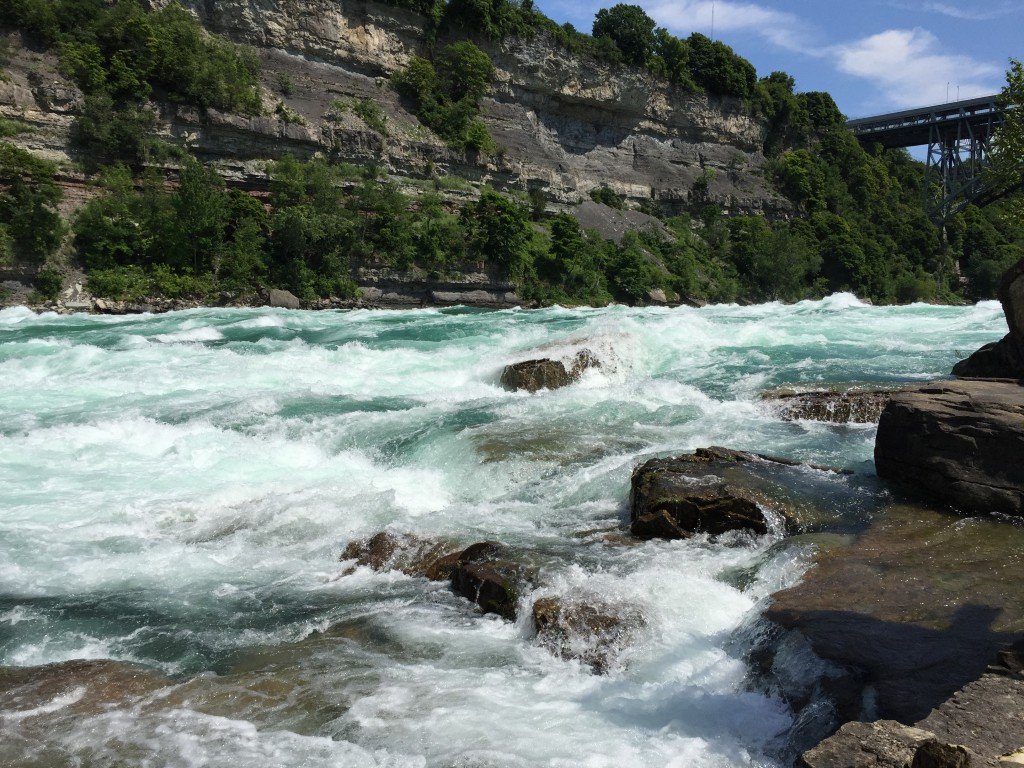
left=0, top=301, right=1010, bottom=767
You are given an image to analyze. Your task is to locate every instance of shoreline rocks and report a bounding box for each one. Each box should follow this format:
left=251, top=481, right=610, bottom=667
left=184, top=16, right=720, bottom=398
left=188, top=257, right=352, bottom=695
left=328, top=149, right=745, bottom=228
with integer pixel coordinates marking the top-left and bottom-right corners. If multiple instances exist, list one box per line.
left=800, top=641, right=1024, bottom=768
left=953, top=258, right=1024, bottom=379
left=874, top=380, right=1024, bottom=517
left=766, top=504, right=1024, bottom=725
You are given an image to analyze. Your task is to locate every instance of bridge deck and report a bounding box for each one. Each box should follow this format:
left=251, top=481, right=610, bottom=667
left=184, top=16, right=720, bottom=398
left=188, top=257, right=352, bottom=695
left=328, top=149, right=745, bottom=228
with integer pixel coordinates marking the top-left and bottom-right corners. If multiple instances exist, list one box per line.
left=847, top=95, right=1002, bottom=149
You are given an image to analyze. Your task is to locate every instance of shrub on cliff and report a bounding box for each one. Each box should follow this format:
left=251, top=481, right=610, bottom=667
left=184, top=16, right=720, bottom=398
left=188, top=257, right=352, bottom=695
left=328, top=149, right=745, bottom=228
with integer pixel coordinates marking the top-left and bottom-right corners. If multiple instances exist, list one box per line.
left=0, top=142, right=64, bottom=263
left=592, top=4, right=656, bottom=68
left=392, top=41, right=496, bottom=152
left=6, top=0, right=261, bottom=162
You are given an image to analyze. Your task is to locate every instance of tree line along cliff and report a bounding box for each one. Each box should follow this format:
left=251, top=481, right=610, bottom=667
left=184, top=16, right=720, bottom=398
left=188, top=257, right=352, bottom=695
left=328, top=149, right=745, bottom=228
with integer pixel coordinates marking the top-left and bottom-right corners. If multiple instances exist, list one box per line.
left=0, top=0, right=1021, bottom=309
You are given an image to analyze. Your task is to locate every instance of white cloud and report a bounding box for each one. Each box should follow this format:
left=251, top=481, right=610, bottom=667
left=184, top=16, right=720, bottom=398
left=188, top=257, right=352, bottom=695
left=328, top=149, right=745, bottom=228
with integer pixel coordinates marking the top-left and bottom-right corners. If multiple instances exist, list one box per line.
left=832, top=28, right=1002, bottom=108
left=644, top=0, right=812, bottom=51
left=915, top=2, right=1021, bottom=21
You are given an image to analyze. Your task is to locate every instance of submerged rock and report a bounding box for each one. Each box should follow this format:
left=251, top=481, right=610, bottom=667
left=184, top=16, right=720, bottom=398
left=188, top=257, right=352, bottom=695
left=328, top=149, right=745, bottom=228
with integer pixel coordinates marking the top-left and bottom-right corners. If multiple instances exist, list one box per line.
left=762, top=387, right=898, bottom=424
left=874, top=379, right=1024, bottom=517
left=341, top=531, right=462, bottom=581
left=500, top=350, right=599, bottom=392
left=954, top=258, right=1024, bottom=379
left=532, top=596, right=645, bottom=674
left=0, top=659, right=172, bottom=714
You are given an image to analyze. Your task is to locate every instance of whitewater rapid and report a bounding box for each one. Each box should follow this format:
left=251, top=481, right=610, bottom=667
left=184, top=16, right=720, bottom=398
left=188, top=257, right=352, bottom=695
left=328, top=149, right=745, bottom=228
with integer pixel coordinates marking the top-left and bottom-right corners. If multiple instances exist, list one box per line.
left=0, top=296, right=1008, bottom=767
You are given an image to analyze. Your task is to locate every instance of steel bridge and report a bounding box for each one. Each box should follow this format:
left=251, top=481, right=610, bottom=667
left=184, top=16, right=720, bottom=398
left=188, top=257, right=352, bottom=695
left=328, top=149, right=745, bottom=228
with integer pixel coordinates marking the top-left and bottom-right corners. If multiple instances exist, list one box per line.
left=847, top=95, right=1011, bottom=222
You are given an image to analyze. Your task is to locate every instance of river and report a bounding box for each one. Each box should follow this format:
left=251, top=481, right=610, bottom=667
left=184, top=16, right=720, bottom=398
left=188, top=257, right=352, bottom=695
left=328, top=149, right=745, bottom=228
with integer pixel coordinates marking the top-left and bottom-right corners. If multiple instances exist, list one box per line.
left=0, top=296, right=1008, bottom=767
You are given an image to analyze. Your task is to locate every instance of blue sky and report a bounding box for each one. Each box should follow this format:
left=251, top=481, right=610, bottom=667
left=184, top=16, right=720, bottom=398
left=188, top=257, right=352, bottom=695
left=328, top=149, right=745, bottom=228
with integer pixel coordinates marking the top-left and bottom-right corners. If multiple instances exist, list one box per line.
left=534, top=0, right=1022, bottom=118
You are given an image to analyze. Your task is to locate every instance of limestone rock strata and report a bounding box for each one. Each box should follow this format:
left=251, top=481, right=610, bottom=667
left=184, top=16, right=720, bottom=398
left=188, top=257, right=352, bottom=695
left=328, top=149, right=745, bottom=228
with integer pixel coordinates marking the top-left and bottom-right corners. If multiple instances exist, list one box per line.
left=874, top=380, right=1024, bottom=517
left=2, top=0, right=788, bottom=214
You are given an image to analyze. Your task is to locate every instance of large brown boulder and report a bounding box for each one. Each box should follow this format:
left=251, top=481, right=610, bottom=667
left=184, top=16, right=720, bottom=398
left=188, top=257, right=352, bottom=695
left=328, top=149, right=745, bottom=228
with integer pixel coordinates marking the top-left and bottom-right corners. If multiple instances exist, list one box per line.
left=532, top=596, right=646, bottom=674
left=874, top=380, right=1024, bottom=517
left=500, top=350, right=599, bottom=392
left=954, top=259, right=1024, bottom=379
left=630, top=448, right=781, bottom=539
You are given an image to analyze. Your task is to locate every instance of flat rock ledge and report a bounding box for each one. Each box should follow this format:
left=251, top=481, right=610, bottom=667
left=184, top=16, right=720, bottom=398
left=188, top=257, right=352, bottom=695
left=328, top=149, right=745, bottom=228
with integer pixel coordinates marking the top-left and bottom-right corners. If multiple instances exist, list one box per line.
left=874, top=379, right=1024, bottom=517
left=801, top=641, right=1024, bottom=768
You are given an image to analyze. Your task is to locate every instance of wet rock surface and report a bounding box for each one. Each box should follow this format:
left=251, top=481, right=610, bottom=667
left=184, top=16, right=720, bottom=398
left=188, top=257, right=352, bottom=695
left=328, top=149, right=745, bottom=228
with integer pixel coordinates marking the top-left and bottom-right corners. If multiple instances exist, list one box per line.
left=0, top=659, right=172, bottom=713
left=342, top=534, right=537, bottom=621
left=341, top=531, right=463, bottom=580
left=762, top=388, right=899, bottom=424
left=500, top=350, right=600, bottom=392
left=768, top=505, right=1024, bottom=724
left=629, top=446, right=851, bottom=540
left=532, top=596, right=646, bottom=674
left=631, top=456, right=768, bottom=538
left=800, top=641, right=1024, bottom=768
left=874, top=379, right=1024, bottom=517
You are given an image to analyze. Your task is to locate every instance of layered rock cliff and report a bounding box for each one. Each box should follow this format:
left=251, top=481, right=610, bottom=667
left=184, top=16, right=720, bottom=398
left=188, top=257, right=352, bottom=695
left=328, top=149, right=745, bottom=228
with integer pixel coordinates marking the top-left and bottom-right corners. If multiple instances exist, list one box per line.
left=0, top=0, right=787, bottom=215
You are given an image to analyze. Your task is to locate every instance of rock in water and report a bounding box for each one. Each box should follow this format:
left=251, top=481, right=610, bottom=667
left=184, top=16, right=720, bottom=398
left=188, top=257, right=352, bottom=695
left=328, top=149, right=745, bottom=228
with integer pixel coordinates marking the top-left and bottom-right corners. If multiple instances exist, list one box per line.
left=341, top=531, right=462, bottom=580
left=268, top=288, right=301, bottom=309
left=450, top=552, right=536, bottom=620
left=874, top=380, right=1024, bottom=517
left=953, top=258, right=1024, bottom=379
left=762, top=388, right=896, bottom=424
left=500, top=350, right=599, bottom=392
left=532, top=596, right=645, bottom=674
left=630, top=448, right=775, bottom=539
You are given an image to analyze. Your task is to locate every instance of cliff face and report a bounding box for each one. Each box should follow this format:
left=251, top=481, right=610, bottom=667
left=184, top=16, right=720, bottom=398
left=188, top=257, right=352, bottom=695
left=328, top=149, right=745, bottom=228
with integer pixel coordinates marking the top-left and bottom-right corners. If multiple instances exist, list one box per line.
left=0, top=0, right=787, bottom=216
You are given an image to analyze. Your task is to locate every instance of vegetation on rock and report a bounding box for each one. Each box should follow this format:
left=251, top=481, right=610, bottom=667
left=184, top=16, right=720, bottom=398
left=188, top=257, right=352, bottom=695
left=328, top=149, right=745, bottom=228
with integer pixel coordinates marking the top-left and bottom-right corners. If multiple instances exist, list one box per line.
left=392, top=41, right=496, bottom=151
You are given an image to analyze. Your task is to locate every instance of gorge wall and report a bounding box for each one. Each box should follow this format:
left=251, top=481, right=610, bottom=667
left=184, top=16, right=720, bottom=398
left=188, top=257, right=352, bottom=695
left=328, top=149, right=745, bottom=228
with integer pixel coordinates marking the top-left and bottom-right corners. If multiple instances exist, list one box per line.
left=0, top=0, right=788, bottom=216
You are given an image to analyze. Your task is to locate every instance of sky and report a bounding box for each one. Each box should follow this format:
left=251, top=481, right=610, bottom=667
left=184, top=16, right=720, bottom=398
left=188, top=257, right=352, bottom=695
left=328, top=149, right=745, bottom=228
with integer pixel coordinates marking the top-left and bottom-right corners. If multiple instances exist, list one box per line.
left=534, top=0, right=1022, bottom=118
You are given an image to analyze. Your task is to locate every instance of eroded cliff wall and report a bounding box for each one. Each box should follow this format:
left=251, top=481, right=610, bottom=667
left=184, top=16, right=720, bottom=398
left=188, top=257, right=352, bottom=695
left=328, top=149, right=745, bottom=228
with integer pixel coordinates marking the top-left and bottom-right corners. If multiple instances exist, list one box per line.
left=0, top=0, right=788, bottom=215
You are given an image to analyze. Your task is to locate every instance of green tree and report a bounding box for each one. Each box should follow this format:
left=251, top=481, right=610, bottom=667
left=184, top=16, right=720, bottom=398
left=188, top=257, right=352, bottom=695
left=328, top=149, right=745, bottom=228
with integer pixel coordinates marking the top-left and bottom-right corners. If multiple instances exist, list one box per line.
left=687, top=33, right=757, bottom=99
left=592, top=4, right=657, bottom=67
left=464, top=188, right=532, bottom=281
left=992, top=59, right=1024, bottom=223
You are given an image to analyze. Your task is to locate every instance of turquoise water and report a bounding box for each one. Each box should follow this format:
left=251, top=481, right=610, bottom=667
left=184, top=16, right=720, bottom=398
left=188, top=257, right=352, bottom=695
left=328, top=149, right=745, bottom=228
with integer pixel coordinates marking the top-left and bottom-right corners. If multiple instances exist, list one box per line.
left=0, top=296, right=1008, bottom=767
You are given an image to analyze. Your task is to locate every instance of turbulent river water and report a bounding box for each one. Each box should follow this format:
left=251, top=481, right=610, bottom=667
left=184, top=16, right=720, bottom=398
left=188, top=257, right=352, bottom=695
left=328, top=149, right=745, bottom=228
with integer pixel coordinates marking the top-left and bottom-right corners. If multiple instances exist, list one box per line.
left=0, top=296, right=1008, bottom=768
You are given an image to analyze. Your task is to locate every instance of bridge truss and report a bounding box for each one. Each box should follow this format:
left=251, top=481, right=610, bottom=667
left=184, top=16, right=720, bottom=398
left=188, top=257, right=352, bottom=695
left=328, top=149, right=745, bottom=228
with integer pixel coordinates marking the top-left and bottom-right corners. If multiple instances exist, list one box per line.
left=848, top=95, right=1008, bottom=223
